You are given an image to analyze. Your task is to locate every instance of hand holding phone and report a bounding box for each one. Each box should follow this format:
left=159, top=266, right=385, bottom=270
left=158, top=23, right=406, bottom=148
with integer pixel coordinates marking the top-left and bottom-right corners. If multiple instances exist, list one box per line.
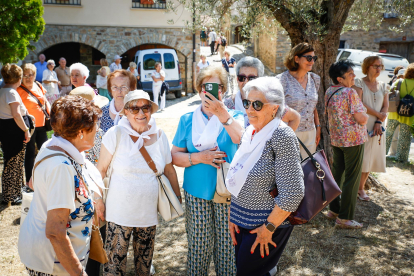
left=204, top=83, right=220, bottom=100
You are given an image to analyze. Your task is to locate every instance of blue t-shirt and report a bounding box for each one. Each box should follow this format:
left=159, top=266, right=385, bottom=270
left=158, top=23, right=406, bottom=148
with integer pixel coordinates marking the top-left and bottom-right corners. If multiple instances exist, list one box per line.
left=34, top=61, right=48, bottom=82
left=221, top=57, right=236, bottom=73
left=172, top=109, right=244, bottom=200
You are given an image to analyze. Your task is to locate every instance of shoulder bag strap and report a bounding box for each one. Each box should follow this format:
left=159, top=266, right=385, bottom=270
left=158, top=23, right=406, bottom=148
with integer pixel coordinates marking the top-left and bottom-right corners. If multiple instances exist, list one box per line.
left=325, top=87, right=345, bottom=115
left=106, top=126, right=123, bottom=179
left=139, top=145, right=158, bottom=174
left=20, top=84, right=50, bottom=118
left=32, top=152, right=69, bottom=184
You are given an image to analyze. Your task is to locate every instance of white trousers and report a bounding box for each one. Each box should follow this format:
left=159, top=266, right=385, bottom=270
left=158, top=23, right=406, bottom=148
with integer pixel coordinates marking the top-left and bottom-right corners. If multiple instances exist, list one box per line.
left=153, top=84, right=165, bottom=110
left=295, top=128, right=317, bottom=159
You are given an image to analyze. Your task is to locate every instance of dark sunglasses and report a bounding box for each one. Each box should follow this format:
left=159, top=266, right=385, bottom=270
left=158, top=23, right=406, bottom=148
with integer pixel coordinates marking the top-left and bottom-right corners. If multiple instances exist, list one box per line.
left=300, top=55, right=318, bottom=62
left=237, top=75, right=258, bottom=82
left=128, top=105, right=151, bottom=114
left=242, top=99, right=269, bottom=111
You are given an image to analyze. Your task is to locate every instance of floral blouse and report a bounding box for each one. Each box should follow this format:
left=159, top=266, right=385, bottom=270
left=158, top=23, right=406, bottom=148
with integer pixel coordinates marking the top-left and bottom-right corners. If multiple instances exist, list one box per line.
left=325, top=86, right=367, bottom=147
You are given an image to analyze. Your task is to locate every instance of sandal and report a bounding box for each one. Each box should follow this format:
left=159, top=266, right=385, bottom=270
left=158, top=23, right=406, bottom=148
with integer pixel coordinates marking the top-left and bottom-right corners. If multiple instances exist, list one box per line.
left=323, top=210, right=339, bottom=220
left=358, top=191, right=370, bottom=202
left=335, top=218, right=363, bottom=229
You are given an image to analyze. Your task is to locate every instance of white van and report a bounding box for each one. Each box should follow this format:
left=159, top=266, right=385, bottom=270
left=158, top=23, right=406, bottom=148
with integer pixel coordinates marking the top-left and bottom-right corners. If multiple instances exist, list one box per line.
left=336, top=49, right=409, bottom=84
left=134, top=49, right=183, bottom=98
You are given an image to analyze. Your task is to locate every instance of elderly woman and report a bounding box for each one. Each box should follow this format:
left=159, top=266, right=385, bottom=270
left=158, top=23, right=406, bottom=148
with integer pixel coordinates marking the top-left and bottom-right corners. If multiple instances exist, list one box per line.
left=127, top=61, right=140, bottom=83
left=197, top=54, right=210, bottom=74
left=97, top=58, right=112, bottom=101
left=224, top=56, right=300, bottom=130
left=17, top=63, right=50, bottom=188
left=0, top=64, right=31, bottom=206
left=221, top=50, right=237, bottom=95
left=96, top=90, right=180, bottom=276
left=171, top=65, right=244, bottom=275
left=277, top=42, right=321, bottom=158
left=18, top=96, right=103, bottom=276
left=226, top=77, right=304, bottom=276
left=70, top=62, right=92, bottom=88
left=324, top=60, right=368, bottom=229
left=385, top=63, right=414, bottom=163
left=352, top=56, right=389, bottom=201
left=152, top=62, right=166, bottom=111
left=389, top=65, right=404, bottom=85
left=100, top=69, right=136, bottom=133
left=43, top=59, right=60, bottom=104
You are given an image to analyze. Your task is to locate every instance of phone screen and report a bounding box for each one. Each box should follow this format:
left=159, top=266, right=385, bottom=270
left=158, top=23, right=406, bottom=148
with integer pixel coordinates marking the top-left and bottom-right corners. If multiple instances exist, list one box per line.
left=204, top=83, right=220, bottom=100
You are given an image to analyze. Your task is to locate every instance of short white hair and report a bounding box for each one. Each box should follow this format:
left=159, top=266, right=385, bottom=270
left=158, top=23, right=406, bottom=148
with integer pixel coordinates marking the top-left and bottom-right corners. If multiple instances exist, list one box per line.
left=70, top=63, right=89, bottom=80
left=243, top=77, right=285, bottom=118
left=47, top=59, right=55, bottom=66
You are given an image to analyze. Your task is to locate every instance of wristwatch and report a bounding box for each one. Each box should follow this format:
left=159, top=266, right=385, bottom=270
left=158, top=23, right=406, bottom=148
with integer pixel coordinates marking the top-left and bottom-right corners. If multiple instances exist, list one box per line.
left=222, top=117, right=233, bottom=126
left=265, top=221, right=276, bottom=233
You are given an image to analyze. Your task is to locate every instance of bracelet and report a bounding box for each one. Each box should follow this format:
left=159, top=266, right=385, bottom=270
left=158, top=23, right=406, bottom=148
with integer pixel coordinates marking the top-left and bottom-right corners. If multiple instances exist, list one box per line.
left=375, top=121, right=382, bottom=124
left=316, top=124, right=321, bottom=128
left=188, top=153, right=193, bottom=166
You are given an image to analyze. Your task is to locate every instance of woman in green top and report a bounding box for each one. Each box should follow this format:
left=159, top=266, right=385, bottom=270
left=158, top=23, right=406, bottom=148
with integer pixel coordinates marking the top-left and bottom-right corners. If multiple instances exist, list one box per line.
left=386, top=63, right=414, bottom=162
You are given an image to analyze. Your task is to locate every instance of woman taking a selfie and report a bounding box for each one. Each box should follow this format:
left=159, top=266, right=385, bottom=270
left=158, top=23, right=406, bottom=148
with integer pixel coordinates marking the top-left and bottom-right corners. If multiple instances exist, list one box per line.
left=171, top=65, right=244, bottom=275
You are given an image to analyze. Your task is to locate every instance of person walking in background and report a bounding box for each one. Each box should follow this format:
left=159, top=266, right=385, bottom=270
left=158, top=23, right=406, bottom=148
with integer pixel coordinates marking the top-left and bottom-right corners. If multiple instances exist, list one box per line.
left=34, top=54, right=47, bottom=82
left=224, top=56, right=301, bottom=131
left=385, top=64, right=414, bottom=163
left=218, top=34, right=227, bottom=60
left=221, top=50, right=237, bottom=96
left=324, top=60, right=368, bottom=229
left=55, top=57, right=72, bottom=97
left=127, top=61, right=140, bottom=88
left=97, top=58, right=111, bottom=101
left=389, top=65, right=404, bottom=85
left=277, top=42, right=321, bottom=158
left=227, top=77, right=304, bottom=276
left=200, top=28, right=207, bottom=46
left=171, top=65, right=243, bottom=276
left=0, top=64, right=31, bottom=206
left=42, top=59, right=60, bottom=105
left=151, top=62, right=166, bottom=111
left=215, top=35, right=222, bottom=57
left=110, top=55, right=123, bottom=72
left=353, top=56, right=389, bottom=202
left=209, top=28, right=217, bottom=56
left=197, top=54, right=210, bottom=74
left=17, top=63, right=50, bottom=188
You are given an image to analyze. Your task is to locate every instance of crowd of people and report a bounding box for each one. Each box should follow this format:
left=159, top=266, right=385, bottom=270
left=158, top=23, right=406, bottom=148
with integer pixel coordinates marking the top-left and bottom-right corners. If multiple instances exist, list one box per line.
left=0, top=39, right=413, bottom=276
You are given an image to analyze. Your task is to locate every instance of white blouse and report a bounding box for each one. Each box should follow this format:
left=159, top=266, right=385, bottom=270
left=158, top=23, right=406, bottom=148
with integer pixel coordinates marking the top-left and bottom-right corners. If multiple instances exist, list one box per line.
left=102, top=126, right=172, bottom=227
left=42, top=70, right=59, bottom=96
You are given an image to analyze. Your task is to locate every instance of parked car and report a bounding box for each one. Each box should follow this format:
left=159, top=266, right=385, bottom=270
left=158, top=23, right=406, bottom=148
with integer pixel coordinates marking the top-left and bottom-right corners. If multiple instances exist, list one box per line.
left=336, top=49, right=409, bottom=84
left=134, top=48, right=183, bottom=98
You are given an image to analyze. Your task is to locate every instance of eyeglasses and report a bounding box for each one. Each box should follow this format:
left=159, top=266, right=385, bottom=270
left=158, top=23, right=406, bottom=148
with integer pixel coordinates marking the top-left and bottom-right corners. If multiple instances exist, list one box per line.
left=300, top=55, right=318, bottom=62
left=23, top=74, right=35, bottom=78
left=201, top=83, right=224, bottom=90
left=242, top=99, right=270, bottom=111
left=371, top=65, right=384, bottom=70
left=111, top=86, right=129, bottom=93
left=237, top=75, right=258, bottom=82
left=128, top=105, right=152, bottom=114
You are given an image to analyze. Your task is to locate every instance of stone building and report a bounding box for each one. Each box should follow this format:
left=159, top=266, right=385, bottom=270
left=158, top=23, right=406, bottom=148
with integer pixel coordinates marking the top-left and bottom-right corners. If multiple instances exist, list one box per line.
left=24, top=0, right=198, bottom=93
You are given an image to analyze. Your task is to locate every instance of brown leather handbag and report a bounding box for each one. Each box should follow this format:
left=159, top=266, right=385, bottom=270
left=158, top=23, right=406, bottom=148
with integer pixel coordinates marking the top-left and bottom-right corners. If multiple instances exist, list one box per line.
left=269, top=138, right=342, bottom=225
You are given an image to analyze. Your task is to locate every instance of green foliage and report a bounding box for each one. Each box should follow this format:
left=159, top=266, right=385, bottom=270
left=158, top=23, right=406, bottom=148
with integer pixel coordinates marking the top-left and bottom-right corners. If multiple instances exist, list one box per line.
left=0, top=0, right=45, bottom=64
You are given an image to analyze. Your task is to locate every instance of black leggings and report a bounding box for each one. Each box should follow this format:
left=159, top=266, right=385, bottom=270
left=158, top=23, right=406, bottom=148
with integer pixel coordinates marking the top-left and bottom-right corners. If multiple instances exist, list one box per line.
left=25, top=126, right=48, bottom=182
left=210, top=41, right=216, bottom=54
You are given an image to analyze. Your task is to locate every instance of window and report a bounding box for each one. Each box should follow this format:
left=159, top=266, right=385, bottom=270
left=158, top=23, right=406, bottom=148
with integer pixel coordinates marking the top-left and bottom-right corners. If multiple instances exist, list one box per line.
left=163, top=53, right=175, bottom=69
left=44, top=0, right=81, bottom=5
left=143, top=54, right=161, bottom=70
left=338, top=51, right=351, bottom=61
left=132, top=0, right=166, bottom=9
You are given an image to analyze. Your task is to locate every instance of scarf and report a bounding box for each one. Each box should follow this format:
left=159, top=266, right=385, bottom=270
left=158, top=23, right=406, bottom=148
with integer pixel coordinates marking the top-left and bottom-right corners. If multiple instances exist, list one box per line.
left=109, top=99, right=122, bottom=125
left=234, top=90, right=249, bottom=128
left=225, top=118, right=282, bottom=197
left=191, top=105, right=223, bottom=152
left=118, top=116, right=158, bottom=157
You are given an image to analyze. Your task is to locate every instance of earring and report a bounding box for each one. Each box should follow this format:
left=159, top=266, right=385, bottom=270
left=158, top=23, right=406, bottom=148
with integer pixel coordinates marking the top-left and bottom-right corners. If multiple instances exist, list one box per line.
left=80, top=134, right=83, bottom=139
left=272, top=113, right=276, bottom=118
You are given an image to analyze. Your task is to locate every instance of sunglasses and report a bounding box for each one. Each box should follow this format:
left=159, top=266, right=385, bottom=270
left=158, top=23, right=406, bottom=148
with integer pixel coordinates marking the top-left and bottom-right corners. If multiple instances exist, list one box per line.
left=242, top=99, right=269, bottom=111
left=237, top=75, right=258, bottom=82
left=128, top=105, right=151, bottom=114
left=300, top=55, right=318, bottom=62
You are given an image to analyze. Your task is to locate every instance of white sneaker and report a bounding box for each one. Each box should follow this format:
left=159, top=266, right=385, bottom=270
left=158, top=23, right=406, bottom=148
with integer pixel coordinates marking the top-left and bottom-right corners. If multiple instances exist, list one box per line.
left=269, top=266, right=277, bottom=276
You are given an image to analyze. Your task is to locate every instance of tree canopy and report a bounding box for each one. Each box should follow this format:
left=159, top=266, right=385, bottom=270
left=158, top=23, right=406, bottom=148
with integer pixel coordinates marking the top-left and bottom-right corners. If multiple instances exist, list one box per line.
left=0, top=0, right=45, bottom=64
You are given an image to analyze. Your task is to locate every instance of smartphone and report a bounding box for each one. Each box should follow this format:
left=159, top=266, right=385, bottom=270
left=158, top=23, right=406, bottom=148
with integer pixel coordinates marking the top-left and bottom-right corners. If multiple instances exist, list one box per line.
left=204, top=83, right=220, bottom=100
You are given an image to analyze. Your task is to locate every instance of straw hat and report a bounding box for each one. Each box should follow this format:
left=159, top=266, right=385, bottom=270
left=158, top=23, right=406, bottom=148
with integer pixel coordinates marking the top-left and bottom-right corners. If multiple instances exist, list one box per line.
left=69, top=86, right=109, bottom=108
left=120, top=90, right=158, bottom=115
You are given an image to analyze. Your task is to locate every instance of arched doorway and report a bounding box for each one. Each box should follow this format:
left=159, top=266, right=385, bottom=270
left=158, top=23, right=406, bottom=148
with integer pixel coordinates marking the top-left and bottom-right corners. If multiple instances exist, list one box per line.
left=41, top=42, right=106, bottom=85
left=234, top=26, right=249, bottom=44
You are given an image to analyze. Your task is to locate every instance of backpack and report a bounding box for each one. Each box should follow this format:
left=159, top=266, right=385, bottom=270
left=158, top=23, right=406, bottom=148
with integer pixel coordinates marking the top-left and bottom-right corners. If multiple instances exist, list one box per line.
left=397, top=80, right=414, bottom=117
left=388, top=79, right=402, bottom=112
left=221, top=37, right=227, bottom=47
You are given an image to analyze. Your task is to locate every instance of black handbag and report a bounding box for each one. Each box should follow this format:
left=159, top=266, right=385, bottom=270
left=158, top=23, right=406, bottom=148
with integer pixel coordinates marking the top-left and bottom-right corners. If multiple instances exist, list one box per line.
left=397, top=81, right=414, bottom=117
left=19, top=83, right=52, bottom=131
left=269, top=138, right=342, bottom=225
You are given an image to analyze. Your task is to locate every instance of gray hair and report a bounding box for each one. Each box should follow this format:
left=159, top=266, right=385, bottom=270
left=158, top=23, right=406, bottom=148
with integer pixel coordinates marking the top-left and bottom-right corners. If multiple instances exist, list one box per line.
left=46, top=59, right=55, bottom=66
left=236, top=56, right=265, bottom=77
left=70, top=63, right=89, bottom=80
left=243, top=77, right=285, bottom=118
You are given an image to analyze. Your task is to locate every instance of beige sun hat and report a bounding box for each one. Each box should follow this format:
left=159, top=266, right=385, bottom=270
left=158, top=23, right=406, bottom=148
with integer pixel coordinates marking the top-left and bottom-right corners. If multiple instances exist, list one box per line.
left=69, top=86, right=109, bottom=108
left=120, top=90, right=159, bottom=115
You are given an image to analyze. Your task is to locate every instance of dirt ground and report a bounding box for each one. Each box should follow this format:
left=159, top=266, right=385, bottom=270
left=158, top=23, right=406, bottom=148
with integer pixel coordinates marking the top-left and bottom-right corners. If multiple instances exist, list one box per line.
left=1, top=114, right=414, bottom=275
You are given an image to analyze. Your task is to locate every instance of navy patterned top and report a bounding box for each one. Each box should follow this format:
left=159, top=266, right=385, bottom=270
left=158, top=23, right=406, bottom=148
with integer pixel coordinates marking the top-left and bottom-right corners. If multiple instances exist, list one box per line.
left=230, top=124, right=305, bottom=229
left=100, top=103, right=114, bottom=133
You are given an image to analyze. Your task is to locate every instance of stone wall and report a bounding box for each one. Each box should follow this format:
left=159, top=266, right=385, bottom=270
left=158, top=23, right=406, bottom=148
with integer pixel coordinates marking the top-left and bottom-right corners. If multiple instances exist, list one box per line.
left=24, top=24, right=199, bottom=93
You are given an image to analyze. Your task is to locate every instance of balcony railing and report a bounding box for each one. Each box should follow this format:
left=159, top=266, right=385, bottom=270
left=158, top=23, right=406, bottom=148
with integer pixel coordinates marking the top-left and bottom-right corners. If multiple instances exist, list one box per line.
left=132, top=0, right=166, bottom=9
left=44, top=0, right=81, bottom=5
